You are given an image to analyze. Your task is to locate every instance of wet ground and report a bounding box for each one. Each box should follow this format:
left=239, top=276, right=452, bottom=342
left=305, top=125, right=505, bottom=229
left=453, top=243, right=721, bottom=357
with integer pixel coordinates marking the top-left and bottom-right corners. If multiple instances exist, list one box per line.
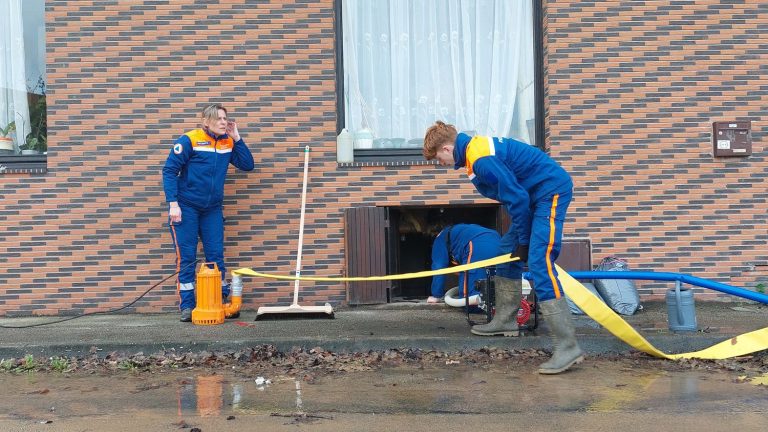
left=1, top=350, right=766, bottom=431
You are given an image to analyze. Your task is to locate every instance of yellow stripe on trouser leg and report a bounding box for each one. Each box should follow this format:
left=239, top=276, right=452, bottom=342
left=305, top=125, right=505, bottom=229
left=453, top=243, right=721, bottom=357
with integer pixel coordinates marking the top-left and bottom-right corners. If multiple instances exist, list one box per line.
left=232, top=255, right=768, bottom=360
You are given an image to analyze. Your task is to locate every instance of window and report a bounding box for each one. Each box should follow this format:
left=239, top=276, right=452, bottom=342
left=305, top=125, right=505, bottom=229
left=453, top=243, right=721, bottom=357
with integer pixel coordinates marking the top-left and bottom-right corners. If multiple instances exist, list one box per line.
left=1, top=0, right=47, bottom=173
left=339, top=0, right=537, bottom=162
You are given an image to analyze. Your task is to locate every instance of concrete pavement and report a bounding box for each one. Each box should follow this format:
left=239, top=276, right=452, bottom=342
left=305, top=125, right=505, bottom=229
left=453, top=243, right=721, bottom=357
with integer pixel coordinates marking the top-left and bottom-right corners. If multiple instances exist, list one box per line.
left=0, top=301, right=766, bottom=359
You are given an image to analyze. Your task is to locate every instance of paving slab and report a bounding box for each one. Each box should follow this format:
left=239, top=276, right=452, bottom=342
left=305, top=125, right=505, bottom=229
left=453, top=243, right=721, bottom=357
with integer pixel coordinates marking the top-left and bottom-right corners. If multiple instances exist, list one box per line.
left=0, top=301, right=765, bottom=358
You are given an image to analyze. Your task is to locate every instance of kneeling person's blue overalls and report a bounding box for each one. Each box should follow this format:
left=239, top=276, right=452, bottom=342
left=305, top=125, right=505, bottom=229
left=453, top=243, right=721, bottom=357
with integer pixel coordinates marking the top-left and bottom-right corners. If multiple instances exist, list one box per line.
left=431, top=224, right=503, bottom=303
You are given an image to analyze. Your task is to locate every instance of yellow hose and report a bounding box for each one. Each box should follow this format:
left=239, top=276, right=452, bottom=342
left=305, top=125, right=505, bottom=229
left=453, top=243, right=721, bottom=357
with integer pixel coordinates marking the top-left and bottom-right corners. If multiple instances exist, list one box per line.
left=233, top=256, right=768, bottom=360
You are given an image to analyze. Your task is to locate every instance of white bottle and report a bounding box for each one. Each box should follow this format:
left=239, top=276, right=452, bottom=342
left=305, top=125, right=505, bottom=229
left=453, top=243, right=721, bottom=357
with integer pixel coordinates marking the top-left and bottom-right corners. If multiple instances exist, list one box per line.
left=337, top=128, right=354, bottom=163
left=354, top=128, right=374, bottom=149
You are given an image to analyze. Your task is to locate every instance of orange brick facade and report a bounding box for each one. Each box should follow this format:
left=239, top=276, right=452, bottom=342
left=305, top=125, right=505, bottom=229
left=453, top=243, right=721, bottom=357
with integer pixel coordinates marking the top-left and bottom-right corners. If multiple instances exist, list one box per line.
left=0, top=0, right=765, bottom=316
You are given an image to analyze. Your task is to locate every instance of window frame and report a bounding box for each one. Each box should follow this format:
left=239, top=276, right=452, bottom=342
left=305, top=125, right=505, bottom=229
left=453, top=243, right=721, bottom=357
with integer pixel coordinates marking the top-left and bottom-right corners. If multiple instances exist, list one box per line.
left=0, top=153, right=46, bottom=174
left=334, top=0, right=546, bottom=165
left=1, top=0, right=47, bottom=175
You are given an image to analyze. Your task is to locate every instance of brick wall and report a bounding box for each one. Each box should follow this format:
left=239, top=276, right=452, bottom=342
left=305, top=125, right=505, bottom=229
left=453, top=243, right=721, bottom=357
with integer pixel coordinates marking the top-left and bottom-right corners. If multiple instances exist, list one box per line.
left=0, top=0, right=765, bottom=316
left=545, top=0, right=767, bottom=297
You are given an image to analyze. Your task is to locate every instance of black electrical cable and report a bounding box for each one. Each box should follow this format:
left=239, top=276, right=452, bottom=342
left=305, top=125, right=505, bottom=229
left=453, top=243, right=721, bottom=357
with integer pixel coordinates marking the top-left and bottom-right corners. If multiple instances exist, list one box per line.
left=0, top=259, right=200, bottom=329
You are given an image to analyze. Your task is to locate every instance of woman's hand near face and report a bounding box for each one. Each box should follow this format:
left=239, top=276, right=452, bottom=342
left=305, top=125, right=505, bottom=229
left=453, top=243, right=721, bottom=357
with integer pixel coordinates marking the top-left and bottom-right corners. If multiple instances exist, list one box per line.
left=226, top=120, right=240, bottom=141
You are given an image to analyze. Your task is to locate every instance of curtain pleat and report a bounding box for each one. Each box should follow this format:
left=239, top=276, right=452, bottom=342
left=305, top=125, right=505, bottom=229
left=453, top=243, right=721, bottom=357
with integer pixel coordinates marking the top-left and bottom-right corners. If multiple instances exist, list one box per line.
left=342, top=0, right=535, bottom=148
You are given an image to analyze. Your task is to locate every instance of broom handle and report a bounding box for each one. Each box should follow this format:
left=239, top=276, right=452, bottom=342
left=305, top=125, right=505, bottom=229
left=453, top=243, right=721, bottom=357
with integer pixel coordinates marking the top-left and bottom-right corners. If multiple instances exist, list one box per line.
left=292, top=146, right=311, bottom=305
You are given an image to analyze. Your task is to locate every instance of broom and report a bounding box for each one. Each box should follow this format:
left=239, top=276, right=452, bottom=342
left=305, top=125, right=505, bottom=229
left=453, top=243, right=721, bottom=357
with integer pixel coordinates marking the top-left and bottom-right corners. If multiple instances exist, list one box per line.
left=255, top=145, right=334, bottom=320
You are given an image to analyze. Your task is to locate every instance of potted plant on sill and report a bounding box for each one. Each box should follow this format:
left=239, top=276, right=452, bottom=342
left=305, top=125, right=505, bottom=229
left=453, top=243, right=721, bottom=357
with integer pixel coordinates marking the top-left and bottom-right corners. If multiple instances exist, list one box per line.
left=20, top=96, right=47, bottom=155
left=0, top=121, right=16, bottom=154
left=20, top=135, right=46, bottom=155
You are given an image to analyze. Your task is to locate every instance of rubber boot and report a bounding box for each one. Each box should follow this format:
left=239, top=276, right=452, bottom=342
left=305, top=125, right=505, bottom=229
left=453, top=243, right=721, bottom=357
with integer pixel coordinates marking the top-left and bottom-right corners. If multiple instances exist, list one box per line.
left=179, top=308, right=193, bottom=322
left=538, top=298, right=585, bottom=374
left=179, top=289, right=195, bottom=322
left=470, top=276, right=521, bottom=337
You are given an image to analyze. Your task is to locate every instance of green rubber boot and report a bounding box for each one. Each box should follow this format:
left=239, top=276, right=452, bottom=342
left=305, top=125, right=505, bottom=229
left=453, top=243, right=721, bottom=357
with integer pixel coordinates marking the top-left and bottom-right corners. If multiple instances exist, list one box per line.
left=471, top=276, right=521, bottom=337
left=538, top=298, right=585, bottom=374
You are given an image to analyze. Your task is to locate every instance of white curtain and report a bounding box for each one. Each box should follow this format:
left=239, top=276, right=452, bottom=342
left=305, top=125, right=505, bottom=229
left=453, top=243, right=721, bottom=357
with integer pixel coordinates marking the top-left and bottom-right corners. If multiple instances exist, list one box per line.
left=342, top=0, right=535, bottom=148
left=0, top=0, right=30, bottom=153
left=23, top=0, right=46, bottom=95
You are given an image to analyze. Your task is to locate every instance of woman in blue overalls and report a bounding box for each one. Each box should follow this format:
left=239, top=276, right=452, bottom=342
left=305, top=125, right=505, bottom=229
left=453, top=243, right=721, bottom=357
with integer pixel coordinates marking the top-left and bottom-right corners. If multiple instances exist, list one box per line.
left=162, top=104, right=255, bottom=322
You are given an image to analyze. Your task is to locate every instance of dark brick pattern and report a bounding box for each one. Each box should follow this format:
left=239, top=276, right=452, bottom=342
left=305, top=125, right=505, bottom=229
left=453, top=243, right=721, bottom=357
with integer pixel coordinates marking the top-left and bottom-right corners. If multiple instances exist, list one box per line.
left=0, top=0, right=765, bottom=316
left=545, top=0, right=768, bottom=296
left=0, top=0, right=490, bottom=317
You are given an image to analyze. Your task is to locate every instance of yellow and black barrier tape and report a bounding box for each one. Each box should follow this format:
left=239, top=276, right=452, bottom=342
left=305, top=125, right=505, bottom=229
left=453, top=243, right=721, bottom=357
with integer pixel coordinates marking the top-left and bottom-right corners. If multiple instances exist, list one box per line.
left=233, top=255, right=768, bottom=360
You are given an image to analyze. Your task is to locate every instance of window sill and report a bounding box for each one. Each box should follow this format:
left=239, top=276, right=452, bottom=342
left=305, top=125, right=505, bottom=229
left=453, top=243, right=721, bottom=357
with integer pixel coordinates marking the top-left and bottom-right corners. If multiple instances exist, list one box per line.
left=0, top=154, right=48, bottom=174
left=337, top=148, right=437, bottom=167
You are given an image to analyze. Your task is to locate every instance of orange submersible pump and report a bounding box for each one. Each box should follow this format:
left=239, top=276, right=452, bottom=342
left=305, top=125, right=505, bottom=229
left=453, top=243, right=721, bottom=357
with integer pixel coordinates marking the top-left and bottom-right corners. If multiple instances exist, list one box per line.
left=192, top=262, right=243, bottom=325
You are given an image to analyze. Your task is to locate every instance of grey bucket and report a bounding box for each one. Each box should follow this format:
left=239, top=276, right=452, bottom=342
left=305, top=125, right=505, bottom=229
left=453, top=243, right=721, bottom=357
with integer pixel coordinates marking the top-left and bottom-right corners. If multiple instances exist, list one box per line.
left=666, top=281, right=697, bottom=332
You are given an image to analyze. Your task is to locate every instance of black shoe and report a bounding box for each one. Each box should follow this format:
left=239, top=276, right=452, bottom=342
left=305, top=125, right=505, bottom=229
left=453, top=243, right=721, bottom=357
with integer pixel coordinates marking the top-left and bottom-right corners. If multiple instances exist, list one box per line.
left=225, top=311, right=240, bottom=319
left=180, top=308, right=192, bottom=322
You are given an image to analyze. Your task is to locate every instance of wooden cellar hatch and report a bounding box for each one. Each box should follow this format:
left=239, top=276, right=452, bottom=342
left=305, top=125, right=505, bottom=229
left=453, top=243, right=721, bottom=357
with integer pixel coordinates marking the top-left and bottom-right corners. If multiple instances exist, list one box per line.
left=344, top=206, right=592, bottom=305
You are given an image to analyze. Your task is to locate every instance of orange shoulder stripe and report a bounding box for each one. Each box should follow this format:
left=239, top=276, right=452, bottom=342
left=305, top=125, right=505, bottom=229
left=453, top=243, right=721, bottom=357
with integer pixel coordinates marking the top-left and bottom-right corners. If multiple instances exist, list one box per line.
left=465, top=136, right=495, bottom=177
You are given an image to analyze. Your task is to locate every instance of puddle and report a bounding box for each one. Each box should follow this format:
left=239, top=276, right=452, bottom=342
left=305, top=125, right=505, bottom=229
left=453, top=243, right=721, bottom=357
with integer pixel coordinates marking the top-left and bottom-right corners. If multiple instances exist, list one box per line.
left=0, top=360, right=766, bottom=430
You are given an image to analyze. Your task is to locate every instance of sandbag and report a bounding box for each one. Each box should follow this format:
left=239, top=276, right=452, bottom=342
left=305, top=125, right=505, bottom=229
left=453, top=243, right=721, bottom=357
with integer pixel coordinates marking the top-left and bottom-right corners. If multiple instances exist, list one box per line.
left=566, top=282, right=605, bottom=315
left=594, top=256, right=641, bottom=316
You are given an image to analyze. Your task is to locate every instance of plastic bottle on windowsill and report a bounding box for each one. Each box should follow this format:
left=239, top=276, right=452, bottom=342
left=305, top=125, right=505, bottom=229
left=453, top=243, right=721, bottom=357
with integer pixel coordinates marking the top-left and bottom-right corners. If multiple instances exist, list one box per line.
left=354, top=128, right=374, bottom=149
left=336, top=128, right=354, bottom=163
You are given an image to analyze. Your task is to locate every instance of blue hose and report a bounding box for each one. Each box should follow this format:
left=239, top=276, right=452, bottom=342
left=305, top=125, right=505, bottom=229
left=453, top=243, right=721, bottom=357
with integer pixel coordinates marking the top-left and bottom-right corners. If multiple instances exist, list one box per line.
left=550, top=271, right=768, bottom=305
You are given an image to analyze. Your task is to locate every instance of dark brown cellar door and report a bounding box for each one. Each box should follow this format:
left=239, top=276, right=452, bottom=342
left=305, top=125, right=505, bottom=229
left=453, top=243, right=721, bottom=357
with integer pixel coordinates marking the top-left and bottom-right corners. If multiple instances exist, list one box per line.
left=344, top=207, right=390, bottom=304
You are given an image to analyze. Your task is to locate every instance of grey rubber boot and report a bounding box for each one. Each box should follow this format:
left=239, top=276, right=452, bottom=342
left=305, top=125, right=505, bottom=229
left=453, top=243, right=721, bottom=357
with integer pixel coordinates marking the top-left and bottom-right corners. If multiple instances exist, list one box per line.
left=179, top=308, right=193, bottom=323
left=471, top=276, right=521, bottom=337
left=538, top=298, right=585, bottom=374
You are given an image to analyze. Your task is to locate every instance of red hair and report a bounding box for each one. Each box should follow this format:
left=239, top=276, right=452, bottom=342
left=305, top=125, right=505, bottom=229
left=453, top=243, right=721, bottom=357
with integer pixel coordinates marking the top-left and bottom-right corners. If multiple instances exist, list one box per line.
left=423, top=121, right=457, bottom=160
